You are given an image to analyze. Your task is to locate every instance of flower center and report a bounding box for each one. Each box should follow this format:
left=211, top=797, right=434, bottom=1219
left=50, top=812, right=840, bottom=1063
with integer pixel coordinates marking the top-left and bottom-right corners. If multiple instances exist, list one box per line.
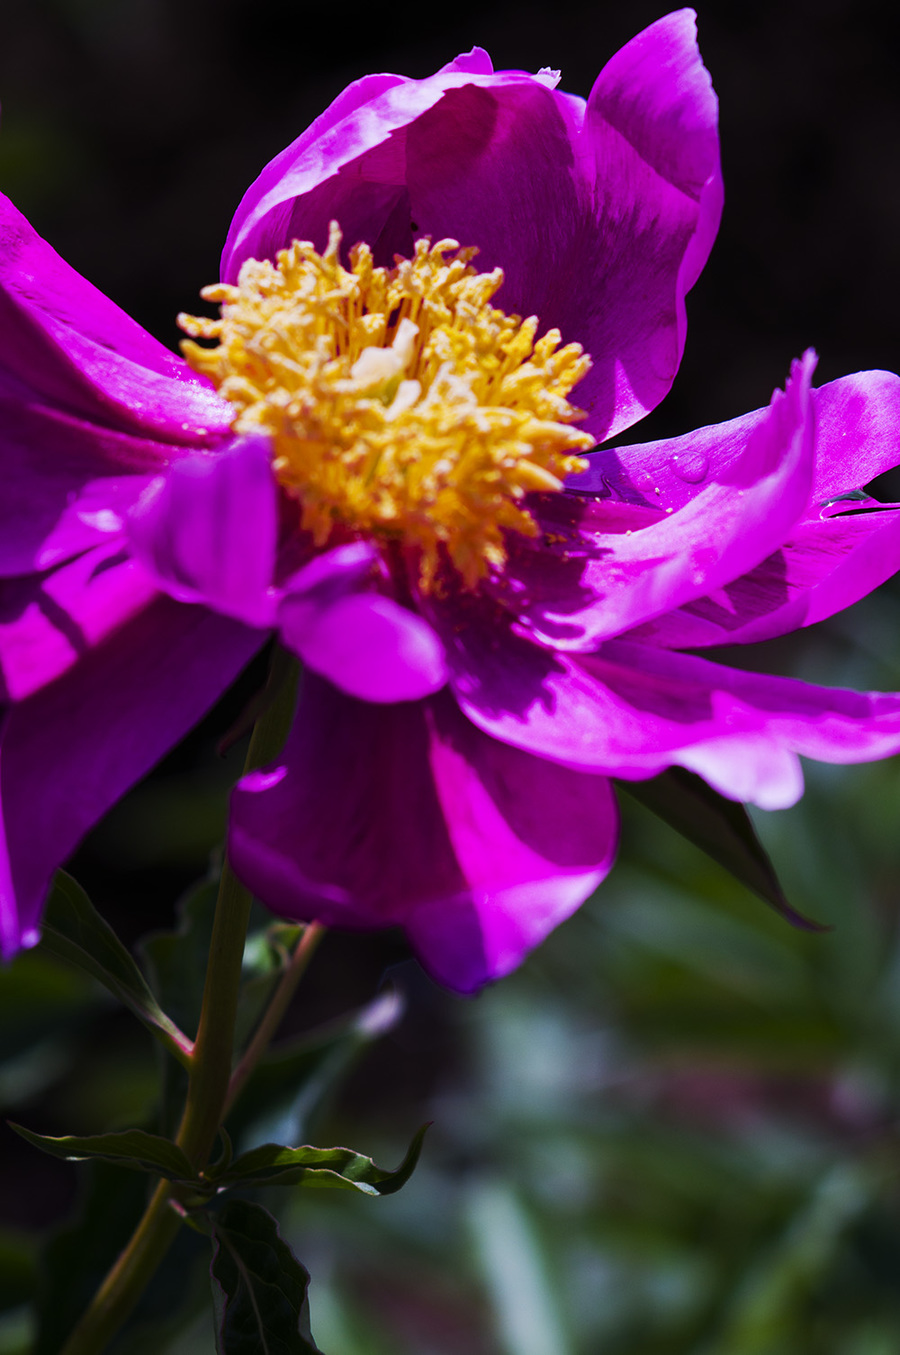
left=179, top=222, right=592, bottom=588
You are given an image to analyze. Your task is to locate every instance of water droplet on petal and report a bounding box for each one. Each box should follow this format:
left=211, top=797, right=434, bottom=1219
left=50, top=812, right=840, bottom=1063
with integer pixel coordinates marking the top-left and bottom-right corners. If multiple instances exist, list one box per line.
left=670, top=451, right=709, bottom=484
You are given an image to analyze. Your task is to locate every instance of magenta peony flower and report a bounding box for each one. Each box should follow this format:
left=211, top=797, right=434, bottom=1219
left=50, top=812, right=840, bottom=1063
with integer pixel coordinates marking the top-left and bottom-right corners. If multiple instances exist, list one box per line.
left=4, top=10, right=900, bottom=991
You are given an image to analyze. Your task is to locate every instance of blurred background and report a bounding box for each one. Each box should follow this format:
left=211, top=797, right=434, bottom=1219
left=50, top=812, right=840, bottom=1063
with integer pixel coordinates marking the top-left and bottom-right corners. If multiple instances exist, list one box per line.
left=2, top=0, right=900, bottom=1351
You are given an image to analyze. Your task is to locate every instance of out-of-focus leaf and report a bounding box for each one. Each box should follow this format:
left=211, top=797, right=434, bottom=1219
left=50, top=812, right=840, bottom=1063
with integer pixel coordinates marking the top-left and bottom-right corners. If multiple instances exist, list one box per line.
left=0, top=1306, right=33, bottom=1355
left=0, top=1229, right=36, bottom=1315
left=228, top=988, right=404, bottom=1148
left=620, top=768, right=826, bottom=930
left=141, top=873, right=218, bottom=1137
left=39, top=871, right=190, bottom=1062
left=466, top=1177, right=572, bottom=1355
left=213, top=1123, right=428, bottom=1195
left=35, top=1162, right=151, bottom=1355
left=35, top=1161, right=206, bottom=1355
left=705, top=1163, right=871, bottom=1354
left=209, top=1200, right=321, bottom=1354
left=8, top=1124, right=196, bottom=1182
left=234, top=922, right=304, bottom=1052
left=0, top=949, right=95, bottom=1063
left=141, top=874, right=218, bottom=1038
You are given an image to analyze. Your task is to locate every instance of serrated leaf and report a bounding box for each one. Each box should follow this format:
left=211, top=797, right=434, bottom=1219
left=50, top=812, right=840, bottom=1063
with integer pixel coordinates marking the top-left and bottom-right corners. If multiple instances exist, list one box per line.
left=214, top=1123, right=428, bottom=1195
left=8, top=1124, right=197, bottom=1182
left=39, top=871, right=191, bottom=1061
left=210, top=1200, right=321, bottom=1354
left=620, top=767, right=827, bottom=931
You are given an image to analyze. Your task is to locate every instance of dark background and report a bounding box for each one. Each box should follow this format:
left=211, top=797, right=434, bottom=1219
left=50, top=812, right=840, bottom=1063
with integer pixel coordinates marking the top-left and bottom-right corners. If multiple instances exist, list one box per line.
left=3, top=0, right=900, bottom=423
left=3, top=3, right=900, bottom=1352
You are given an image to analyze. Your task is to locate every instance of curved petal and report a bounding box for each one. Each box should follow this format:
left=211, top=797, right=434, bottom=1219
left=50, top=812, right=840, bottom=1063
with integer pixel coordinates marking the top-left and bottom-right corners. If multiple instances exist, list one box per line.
left=221, top=64, right=587, bottom=286
left=553, top=8, right=722, bottom=437
left=277, top=542, right=446, bottom=702
left=128, top=435, right=278, bottom=627
left=811, top=370, right=900, bottom=503
left=228, top=676, right=618, bottom=992
left=0, top=542, right=159, bottom=702
left=436, top=597, right=900, bottom=804
left=626, top=502, right=900, bottom=648
left=581, top=369, right=900, bottom=512
left=0, top=193, right=231, bottom=443
left=0, top=599, right=262, bottom=959
left=221, top=15, right=719, bottom=441
left=0, top=396, right=172, bottom=577
left=283, top=592, right=447, bottom=703
left=501, top=354, right=816, bottom=649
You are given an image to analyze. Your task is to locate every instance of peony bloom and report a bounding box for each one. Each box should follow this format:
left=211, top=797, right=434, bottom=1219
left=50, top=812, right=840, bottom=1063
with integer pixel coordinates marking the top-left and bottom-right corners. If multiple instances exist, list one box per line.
left=4, top=10, right=900, bottom=990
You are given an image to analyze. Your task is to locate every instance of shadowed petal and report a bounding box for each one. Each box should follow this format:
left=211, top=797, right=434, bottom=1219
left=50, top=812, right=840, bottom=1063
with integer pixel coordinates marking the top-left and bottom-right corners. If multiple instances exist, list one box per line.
left=0, top=398, right=180, bottom=577
left=504, top=354, right=817, bottom=649
left=626, top=502, right=900, bottom=648
left=221, top=15, right=719, bottom=441
left=228, top=676, right=618, bottom=992
left=551, top=8, right=722, bottom=438
left=580, top=369, right=900, bottom=511
left=0, top=600, right=262, bottom=959
left=436, top=599, right=900, bottom=804
left=0, top=544, right=158, bottom=702
left=128, top=435, right=278, bottom=627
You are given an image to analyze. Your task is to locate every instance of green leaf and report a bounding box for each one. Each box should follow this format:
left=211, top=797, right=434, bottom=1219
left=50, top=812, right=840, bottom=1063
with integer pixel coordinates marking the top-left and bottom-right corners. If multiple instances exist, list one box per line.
left=620, top=767, right=827, bottom=930
left=210, top=1200, right=321, bottom=1354
left=8, top=1124, right=197, bottom=1182
left=214, top=1123, right=429, bottom=1195
left=39, top=871, right=191, bottom=1063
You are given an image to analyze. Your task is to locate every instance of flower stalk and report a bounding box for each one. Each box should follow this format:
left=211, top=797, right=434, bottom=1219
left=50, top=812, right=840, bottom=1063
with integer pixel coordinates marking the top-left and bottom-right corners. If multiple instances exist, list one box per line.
left=61, top=651, right=303, bottom=1355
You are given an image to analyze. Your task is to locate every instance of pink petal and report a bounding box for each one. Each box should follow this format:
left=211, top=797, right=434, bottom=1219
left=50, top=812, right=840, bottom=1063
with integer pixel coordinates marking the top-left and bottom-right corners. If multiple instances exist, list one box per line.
left=228, top=676, right=618, bottom=992
left=0, top=193, right=231, bottom=443
left=0, top=599, right=262, bottom=959
left=282, top=592, right=447, bottom=703
left=583, top=369, right=900, bottom=512
left=438, top=602, right=900, bottom=805
left=557, top=8, right=722, bottom=437
left=128, top=435, right=278, bottom=627
left=278, top=542, right=446, bottom=702
left=0, top=397, right=179, bottom=577
left=504, top=354, right=817, bottom=649
left=0, top=543, right=158, bottom=702
left=626, top=502, right=900, bottom=648
left=221, top=15, right=720, bottom=442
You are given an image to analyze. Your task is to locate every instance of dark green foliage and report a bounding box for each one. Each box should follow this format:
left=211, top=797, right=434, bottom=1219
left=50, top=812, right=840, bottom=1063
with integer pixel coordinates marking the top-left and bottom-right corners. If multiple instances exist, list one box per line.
left=225, top=989, right=404, bottom=1146
left=39, top=872, right=188, bottom=1057
left=211, top=1124, right=428, bottom=1194
left=621, top=768, right=825, bottom=931
left=210, top=1201, right=321, bottom=1354
left=34, top=1164, right=209, bottom=1355
left=7, top=1125, right=197, bottom=1182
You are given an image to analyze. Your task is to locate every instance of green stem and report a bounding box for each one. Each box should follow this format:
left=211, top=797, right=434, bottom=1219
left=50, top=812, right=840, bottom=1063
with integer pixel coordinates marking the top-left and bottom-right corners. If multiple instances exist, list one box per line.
left=59, top=1182, right=181, bottom=1355
left=60, top=650, right=300, bottom=1355
left=224, top=921, right=325, bottom=1118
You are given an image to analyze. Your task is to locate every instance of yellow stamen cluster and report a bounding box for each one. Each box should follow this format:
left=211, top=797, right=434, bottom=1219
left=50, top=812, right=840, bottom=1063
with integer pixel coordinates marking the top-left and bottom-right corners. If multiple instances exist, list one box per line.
left=179, top=222, right=592, bottom=588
